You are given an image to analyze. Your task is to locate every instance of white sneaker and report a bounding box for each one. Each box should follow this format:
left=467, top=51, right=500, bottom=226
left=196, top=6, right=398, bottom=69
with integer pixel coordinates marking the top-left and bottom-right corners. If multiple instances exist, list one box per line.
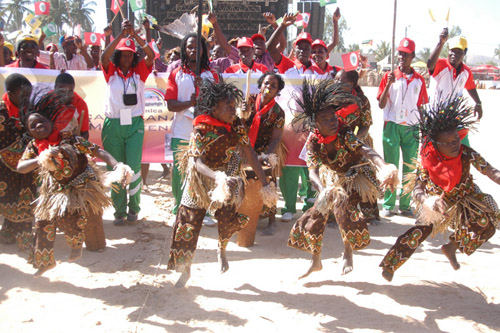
left=280, top=212, right=294, bottom=222
left=305, top=197, right=316, bottom=204
left=203, top=216, right=217, bottom=227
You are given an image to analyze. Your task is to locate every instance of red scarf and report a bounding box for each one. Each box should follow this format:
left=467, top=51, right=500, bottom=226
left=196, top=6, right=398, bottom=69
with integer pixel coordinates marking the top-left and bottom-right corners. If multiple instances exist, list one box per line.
left=248, top=94, right=276, bottom=147
left=335, top=103, right=359, bottom=120
left=193, top=114, right=232, bottom=132
left=33, top=106, right=77, bottom=153
left=421, top=141, right=463, bottom=192
left=2, top=93, right=19, bottom=118
left=314, top=129, right=338, bottom=144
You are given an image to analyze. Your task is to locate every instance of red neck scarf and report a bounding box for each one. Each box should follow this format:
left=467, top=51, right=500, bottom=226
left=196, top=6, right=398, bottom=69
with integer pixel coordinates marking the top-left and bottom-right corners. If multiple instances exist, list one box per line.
left=2, top=93, right=19, bottom=118
left=421, top=141, right=463, bottom=192
left=193, top=114, right=232, bottom=132
left=335, top=103, right=359, bottom=120
left=314, top=128, right=338, bottom=144
left=248, top=94, right=276, bottom=147
left=33, top=107, right=78, bottom=153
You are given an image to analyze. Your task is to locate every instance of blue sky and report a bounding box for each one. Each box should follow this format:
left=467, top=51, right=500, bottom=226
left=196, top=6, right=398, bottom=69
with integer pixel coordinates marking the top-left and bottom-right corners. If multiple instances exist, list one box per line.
left=92, top=0, right=500, bottom=57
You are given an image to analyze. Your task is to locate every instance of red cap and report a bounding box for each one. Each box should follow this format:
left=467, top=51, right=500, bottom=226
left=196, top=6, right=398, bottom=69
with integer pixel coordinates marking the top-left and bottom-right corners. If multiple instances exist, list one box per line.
left=397, top=38, right=415, bottom=54
left=251, top=33, right=266, bottom=42
left=311, top=39, right=329, bottom=59
left=116, top=38, right=136, bottom=52
left=237, top=37, right=254, bottom=49
left=295, top=32, right=312, bottom=45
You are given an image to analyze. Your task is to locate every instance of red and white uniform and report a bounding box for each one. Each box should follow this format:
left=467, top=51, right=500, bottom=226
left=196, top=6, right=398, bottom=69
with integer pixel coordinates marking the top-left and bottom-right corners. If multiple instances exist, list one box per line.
left=377, top=68, right=428, bottom=126
left=224, top=61, right=268, bottom=74
left=102, top=60, right=152, bottom=119
left=165, top=66, right=219, bottom=141
left=276, top=54, right=315, bottom=75
left=429, top=58, right=475, bottom=104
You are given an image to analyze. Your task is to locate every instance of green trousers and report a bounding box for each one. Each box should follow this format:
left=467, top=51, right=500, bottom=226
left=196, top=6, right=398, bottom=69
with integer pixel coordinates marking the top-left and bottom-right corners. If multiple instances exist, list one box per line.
left=171, top=138, right=189, bottom=215
left=280, top=166, right=316, bottom=214
left=102, top=117, right=144, bottom=218
left=382, top=121, right=418, bottom=211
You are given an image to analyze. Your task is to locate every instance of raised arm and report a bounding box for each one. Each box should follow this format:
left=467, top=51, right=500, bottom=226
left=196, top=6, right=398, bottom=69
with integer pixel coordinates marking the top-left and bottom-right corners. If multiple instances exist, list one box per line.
left=130, top=24, right=154, bottom=68
left=427, top=28, right=448, bottom=73
left=263, top=12, right=286, bottom=53
left=75, top=36, right=94, bottom=69
left=207, top=12, right=232, bottom=56
left=101, top=20, right=130, bottom=72
left=327, top=7, right=340, bottom=53
left=266, top=13, right=296, bottom=65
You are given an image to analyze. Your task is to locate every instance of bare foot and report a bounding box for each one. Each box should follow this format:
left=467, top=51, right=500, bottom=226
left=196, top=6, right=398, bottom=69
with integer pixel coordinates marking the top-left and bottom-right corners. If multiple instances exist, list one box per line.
left=69, top=247, right=83, bottom=262
left=175, top=270, right=191, bottom=288
left=441, top=242, right=460, bottom=270
left=34, top=262, right=56, bottom=278
left=218, top=248, right=229, bottom=273
left=382, top=268, right=394, bottom=282
left=341, top=243, right=354, bottom=275
left=299, top=253, right=322, bottom=279
left=261, top=219, right=276, bottom=236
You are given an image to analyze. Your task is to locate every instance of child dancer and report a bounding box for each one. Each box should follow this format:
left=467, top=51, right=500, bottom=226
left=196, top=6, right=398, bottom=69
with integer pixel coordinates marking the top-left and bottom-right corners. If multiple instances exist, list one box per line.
left=287, top=79, right=398, bottom=278
left=243, top=72, right=287, bottom=236
left=0, top=74, right=37, bottom=249
left=17, top=91, right=133, bottom=277
left=168, top=79, right=273, bottom=288
left=380, top=97, right=500, bottom=281
left=335, top=69, right=380, bottom=225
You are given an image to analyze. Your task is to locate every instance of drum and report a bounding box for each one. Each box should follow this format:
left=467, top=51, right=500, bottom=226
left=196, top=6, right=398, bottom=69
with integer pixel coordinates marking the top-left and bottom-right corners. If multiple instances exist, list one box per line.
left=236, top=165, right=272, bottom=247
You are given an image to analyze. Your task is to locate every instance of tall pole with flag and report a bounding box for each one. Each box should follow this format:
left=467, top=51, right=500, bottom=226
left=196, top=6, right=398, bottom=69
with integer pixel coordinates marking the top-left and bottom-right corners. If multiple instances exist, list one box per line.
left=195, top=0, right=203, bottom=76
left=391, top=0, right=397, bottom=71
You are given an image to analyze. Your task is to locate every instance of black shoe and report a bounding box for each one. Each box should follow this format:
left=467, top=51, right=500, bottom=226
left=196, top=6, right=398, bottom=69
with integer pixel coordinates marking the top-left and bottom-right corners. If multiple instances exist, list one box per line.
left=127, top=210, right=138, bottom=223
left=113, top=217, right=126, bottom=226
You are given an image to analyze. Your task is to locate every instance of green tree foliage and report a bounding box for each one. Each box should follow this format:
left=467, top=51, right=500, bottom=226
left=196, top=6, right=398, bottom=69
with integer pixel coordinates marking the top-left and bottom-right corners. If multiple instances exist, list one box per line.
left=416, top=47, right=431, bottom=62
left=374, top=41, right=391, bottom=62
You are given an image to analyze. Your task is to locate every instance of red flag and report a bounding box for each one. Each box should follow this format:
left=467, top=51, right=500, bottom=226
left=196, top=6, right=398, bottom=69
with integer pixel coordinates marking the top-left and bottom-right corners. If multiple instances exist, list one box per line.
left=110, top=0, right=124, bottom=15
left=85, top=32, right=101, bottom=46
left=295, top=13, right=310, bottom=29
left=35, top=1, right=50, bottom=16
left=149, top=40, right=160, bottom=59
left=341, top=50, right=360, bottom=71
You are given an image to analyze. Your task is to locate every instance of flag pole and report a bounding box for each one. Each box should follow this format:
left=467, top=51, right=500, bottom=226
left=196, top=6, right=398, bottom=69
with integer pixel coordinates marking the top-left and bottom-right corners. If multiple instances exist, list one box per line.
left=195, top=0, right=203, bottom=76
left=391, top=0, right=397, bottom=72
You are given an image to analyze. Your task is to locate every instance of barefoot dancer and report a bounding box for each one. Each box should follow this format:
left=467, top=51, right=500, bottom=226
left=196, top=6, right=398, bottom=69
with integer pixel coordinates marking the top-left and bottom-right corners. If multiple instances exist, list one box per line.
left=287, top=80, right=398, bottom=278
left=243, top=72, right=287, bottom=236
left=335, top=69, right=380, bottom=225
left=168, top=79, right=271, bottom=287
left=17, top=91, right=132, bottom=277
left=380, top=97, right=500, bottom=282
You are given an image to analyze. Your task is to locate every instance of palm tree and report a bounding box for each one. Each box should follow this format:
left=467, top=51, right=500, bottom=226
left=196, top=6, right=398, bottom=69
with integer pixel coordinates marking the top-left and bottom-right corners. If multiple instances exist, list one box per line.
left=374, top=41, right=391, bottom=62
left=2, top=0, right=31, bottom=32
left=69, top=0, right=96, bottom=32
left=41, top=0, right=71, bottom=38
left=347, top=44, right=359, bottom=52
left=416, top=47, right=431, bottom=63
left=494, top=44, right=500, bottom=60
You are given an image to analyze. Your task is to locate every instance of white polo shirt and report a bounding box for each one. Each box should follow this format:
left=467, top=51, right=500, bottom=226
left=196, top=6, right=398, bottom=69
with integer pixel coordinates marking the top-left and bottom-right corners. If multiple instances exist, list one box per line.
left=377, top=68, right=428, bottom=126
left=102, top=60, right=152, bottom=119
left=165, top=66, right=219, bottom=140
left=429, top=58, right=475, bottom=104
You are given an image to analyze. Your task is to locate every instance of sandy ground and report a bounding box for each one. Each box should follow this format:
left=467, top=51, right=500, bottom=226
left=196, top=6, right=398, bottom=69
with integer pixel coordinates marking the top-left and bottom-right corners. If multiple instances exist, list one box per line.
left=1, top=88, right=500, bottom=333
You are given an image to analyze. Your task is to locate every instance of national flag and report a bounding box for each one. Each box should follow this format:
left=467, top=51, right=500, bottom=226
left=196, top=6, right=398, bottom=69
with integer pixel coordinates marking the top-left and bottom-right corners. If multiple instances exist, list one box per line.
left=295, top=13, right=310, bottom=29
left=361, top=39, right=373, bottom=47
left=130, top=0, right=146, bottom=12
left=341, top=50, right=360, bottom=71
left=25, top=13, right=42, bottom=30
left=85, top=32, right=101, bottom=45
left=319, top=0, right=337, bottom=6
left=42, top=22, right=57, bottom=37
left=35, top=1, right=50, bottom=16
left=149, top=40, right=160, bottom=59
left=110, top=0, right=124, bottom=15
